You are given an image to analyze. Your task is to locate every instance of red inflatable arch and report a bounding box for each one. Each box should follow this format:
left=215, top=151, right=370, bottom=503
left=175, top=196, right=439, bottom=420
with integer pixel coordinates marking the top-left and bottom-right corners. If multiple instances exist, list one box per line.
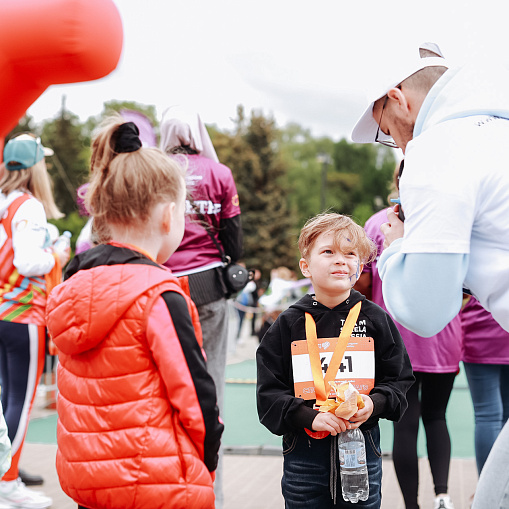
left=0, top=0, right=123, bottom=155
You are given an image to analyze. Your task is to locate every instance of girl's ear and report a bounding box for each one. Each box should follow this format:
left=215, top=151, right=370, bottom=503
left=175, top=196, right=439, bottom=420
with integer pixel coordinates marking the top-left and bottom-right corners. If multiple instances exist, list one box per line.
left=161, top=201, right=176, bottom=234
left=299, top=257, right=311, bottom=278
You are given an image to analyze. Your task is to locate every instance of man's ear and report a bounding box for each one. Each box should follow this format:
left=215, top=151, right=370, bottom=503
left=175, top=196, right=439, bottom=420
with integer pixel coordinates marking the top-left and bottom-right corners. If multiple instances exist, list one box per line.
left=387, top=87, right=410, bottom=115
left=299, top=257, right=311, bottom=278
left=162, top=202, right=176, bottom=234
left=388, top=86, right=421, bottom=118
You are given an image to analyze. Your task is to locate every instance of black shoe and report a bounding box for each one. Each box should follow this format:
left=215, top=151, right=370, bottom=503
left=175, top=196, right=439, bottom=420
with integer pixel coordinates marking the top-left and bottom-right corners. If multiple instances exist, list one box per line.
left=18, top=468, right=44, bottom=486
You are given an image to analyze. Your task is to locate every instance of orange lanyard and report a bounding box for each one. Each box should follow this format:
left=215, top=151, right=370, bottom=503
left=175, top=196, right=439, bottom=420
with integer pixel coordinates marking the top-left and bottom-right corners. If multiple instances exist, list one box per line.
left=305, top=302, right=362, bottom=406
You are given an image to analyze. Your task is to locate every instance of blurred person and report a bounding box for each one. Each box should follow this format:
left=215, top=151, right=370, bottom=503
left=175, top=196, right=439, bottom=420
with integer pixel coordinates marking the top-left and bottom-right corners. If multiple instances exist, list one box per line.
left=235, top=277, right=257, bottom=341
left=46, top=117, right=223, bottom=509
left=257, top=266, right=298, bottom=343
left=356, top=161, right=462, bottom=509
left=0, top=133, right=70, bottom=509
left=74, top=183, right=96, bottom=255
left=257, top=213, right=414, bottom=509
left=249, top=268, right=262, bottom=336
left=159, top=107, right=242, bottom=509
left=351, top=41, right=509, bottom=508
left=461, top=296, right=509, bottom=476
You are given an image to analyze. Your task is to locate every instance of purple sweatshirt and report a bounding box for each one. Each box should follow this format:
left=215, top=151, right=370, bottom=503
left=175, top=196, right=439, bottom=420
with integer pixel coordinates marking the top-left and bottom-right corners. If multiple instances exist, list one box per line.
left=461, top=296, right=509, bottom=364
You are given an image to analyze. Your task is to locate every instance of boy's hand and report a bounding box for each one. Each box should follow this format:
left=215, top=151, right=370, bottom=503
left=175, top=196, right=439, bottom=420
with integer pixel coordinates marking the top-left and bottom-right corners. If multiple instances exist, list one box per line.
left=348, top=395, right=374, bottom=428
left=312, top=412, right=351, bottom=435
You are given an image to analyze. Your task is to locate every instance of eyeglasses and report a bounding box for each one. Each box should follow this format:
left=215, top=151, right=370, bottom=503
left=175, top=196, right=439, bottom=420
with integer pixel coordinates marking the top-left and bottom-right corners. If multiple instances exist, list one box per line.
left=375, top=96, right=398, bottom=148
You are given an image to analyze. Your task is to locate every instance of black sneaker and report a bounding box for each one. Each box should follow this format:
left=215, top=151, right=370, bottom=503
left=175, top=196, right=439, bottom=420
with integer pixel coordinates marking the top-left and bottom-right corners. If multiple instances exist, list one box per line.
left=18, top=469, right=44, bottom=487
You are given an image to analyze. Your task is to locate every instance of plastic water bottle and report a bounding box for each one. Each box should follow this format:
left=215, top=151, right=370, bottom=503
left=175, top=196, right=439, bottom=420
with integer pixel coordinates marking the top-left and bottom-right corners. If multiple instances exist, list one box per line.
left=338, top=428, right=369, bottom=503
left=53, top=230, right=71, bottom=254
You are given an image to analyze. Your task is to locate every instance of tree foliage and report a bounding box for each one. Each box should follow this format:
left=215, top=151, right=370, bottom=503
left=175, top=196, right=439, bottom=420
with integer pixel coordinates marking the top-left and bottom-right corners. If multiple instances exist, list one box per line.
left=212, top=107, right=298, bottom=280
left=41, top=109, right=90, bottom=215
left=6, top=100, right=397, bottom=270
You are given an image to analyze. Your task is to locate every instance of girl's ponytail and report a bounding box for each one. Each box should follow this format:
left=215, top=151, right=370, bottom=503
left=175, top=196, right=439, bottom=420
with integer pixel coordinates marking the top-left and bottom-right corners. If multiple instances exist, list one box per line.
left=86, top=114, right=184, bottom=243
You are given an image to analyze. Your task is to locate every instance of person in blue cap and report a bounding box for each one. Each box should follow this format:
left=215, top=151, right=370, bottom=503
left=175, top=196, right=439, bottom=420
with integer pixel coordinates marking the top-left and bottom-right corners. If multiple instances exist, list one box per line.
left=0, top=133, right=69, bottom=509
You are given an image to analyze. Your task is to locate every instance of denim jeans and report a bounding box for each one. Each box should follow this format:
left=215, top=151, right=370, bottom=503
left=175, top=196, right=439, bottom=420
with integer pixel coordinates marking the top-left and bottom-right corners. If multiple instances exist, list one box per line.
left=282, top=425, right=382, bottom=509
left=464, top=362, right=509, bottom=474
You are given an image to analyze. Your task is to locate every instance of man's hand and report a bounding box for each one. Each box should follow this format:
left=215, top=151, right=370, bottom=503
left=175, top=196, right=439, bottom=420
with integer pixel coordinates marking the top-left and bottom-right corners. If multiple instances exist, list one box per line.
left=381, top=207, right=404, bottom=249
left=348, top=395, right=374, bottom=428
left=312, top=412, right=351, bottom=435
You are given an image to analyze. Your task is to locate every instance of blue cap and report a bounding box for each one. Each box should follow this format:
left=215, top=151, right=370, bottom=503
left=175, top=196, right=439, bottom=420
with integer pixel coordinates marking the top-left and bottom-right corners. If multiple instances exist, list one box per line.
left=3, top=134, right=53, bottom=171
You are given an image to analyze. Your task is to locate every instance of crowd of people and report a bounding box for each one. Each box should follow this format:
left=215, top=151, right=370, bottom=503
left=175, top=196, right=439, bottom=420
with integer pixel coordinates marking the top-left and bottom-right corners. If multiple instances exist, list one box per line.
left=0, top=41, right=508, bottom=509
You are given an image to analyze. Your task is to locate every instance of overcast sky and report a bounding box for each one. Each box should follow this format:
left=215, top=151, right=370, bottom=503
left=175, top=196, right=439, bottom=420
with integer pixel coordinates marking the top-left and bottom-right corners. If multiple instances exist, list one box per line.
left=27, top=0, right=509, bottom=142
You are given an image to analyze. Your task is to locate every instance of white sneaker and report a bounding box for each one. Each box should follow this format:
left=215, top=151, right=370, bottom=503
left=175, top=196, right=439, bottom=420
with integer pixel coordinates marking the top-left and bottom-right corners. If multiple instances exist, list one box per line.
left=434, top=495, right=455, bottom=509
left=0, top=479, right=52, bottom=508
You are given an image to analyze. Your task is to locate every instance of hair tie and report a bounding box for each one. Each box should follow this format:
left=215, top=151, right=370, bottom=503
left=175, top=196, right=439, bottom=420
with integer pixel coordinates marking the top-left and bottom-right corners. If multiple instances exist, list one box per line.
left=114, top=122, right=142, bottom=153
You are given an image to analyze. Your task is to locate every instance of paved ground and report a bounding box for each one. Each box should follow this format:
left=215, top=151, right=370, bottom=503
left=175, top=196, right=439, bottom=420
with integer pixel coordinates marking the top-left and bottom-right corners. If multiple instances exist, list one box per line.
left=22, top=305, right=478, bottom=508
left=20, top=443, right=477, bottom=509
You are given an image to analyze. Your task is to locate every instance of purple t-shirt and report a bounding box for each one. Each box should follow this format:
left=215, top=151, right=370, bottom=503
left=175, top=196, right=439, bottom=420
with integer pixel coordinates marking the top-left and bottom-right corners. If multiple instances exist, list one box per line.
left=461, top=296, right=509, bottom=364
left=363, top=209, right=462, bottom=373
left=164, top=154, right=240, bottom=275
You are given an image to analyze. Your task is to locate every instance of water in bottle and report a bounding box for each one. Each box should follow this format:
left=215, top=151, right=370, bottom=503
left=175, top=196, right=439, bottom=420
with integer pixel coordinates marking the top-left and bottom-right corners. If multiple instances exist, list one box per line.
left=338, top=428, right=369, bottom=503
left=53, top=230, right=72, bottom=254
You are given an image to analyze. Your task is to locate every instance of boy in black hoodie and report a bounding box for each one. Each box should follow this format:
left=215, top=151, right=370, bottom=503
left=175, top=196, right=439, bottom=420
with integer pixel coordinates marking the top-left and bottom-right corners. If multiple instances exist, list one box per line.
left=256, top=213, right=414, bottom=508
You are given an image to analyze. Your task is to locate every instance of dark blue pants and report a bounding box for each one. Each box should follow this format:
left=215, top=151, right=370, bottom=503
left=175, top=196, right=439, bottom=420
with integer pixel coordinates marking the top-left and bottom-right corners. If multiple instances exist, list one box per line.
left=282, top=425, right=382, bottom=508
left=0, top=321, right=46, bottom=480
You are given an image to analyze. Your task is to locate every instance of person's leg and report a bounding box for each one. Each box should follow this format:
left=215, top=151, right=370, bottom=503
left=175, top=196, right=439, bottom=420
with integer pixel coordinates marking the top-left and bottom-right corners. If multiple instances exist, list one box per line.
left=197, top=298, right=228, bottom=509
left=420, top=371, right=455, bottom=497
left=392, top=373, right=421, bottom=509
left=0, top=322, right=51, bottom=508
left=472, top=420, right=509, bottom=509
left=282, top=432, right=334, bottom=509
left=236, top=309, right=245, bottom=340
left=0, top=323, right=45, bottom=482
left=464, top=362, right=505, bottom=475
left=500, top=365, right=509, bottom=427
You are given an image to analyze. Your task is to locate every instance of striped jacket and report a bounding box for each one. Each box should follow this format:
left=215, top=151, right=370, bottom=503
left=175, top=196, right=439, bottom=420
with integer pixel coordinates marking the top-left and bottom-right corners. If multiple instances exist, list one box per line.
left=0, top=191, right=55, bottom=324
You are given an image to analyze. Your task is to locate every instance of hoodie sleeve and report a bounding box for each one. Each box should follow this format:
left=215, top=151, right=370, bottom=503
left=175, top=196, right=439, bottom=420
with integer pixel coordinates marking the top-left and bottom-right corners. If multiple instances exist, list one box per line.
left=146, top=291, right=223, bottom=472
left=378, top=242, right=467, bottom=337
left=11, top=198, right=55, bottom=277
left=256, top=314, right=318, bottom=436
left=368, top=305, right=415, bottom=423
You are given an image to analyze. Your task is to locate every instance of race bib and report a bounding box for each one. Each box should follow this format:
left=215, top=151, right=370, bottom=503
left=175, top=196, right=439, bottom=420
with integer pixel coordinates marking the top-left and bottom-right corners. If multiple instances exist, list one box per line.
left=291, top=336, right=375, bottom=400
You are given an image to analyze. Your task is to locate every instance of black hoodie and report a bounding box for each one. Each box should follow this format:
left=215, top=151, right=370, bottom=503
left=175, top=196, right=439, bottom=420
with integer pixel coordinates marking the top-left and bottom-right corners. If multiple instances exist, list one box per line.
left=256, top=290, right=414, bottom=436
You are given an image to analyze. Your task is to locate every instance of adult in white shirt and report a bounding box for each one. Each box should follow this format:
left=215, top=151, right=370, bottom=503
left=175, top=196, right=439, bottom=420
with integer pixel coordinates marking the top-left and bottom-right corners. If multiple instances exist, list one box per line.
left=351, top=45, right=509, bottom=509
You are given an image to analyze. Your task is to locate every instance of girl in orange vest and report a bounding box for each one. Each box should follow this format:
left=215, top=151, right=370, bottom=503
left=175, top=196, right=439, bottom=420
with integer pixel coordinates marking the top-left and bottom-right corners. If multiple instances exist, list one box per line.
left=46, top=117, right=223, bottom=509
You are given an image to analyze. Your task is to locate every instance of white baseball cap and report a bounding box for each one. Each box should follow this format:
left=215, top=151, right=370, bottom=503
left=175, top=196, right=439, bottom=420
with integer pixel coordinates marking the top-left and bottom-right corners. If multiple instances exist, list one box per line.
left=351, top=55, right=449, bottom=144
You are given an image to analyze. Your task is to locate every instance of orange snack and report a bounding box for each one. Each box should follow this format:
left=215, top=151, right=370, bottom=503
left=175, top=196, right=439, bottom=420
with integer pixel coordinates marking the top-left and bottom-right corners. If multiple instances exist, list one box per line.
left=318, top=381, right=364, bottom=420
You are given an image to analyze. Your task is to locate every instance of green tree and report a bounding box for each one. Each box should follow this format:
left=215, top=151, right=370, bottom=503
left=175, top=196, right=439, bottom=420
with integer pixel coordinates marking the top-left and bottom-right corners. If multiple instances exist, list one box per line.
left=332, top=141, right=396, bottom=224
left=279, top=122, right=396, bottom=228
left=212, top=107, right=298, bottom=279
left=41, top=105, right=90, bottom=215
left=279, top=123, right=337, bottom=227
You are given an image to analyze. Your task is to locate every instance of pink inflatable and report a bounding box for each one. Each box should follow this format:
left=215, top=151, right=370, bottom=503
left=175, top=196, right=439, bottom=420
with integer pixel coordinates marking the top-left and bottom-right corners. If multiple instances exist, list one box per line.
left=0, top=0, right=123, bottom=154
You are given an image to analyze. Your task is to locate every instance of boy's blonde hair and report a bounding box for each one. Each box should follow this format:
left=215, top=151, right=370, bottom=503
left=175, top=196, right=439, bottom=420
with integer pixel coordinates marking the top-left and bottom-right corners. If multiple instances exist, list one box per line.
left=0, top=159, right=63, bottom=220
left=298, top=213, right=376, bottom=264
left=86, top=115, right=185, bottom=243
